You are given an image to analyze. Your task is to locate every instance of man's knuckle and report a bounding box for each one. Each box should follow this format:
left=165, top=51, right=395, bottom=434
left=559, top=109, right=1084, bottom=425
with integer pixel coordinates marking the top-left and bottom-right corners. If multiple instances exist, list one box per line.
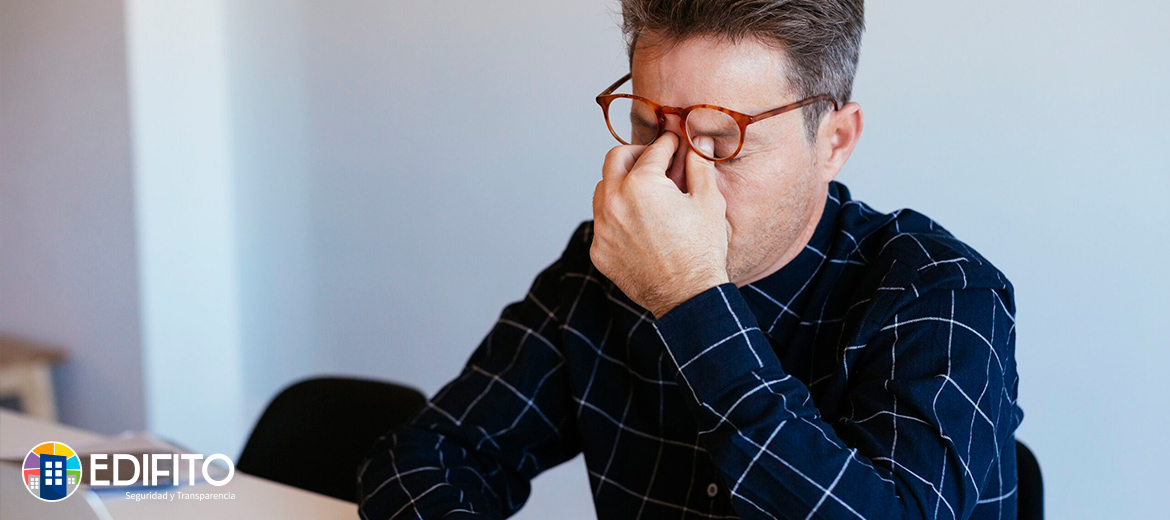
left=604, top=146, right=626, bottom=164
left=599, top=193, right=622, bottom=214
left=624, top=176, right=653, bottom=198
left=588, top=246, right=606, bottom=270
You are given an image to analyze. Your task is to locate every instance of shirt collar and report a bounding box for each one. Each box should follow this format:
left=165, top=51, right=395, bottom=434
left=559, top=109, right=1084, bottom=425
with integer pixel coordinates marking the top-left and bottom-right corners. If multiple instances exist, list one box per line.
left=739, top=180, right=846, bottom=338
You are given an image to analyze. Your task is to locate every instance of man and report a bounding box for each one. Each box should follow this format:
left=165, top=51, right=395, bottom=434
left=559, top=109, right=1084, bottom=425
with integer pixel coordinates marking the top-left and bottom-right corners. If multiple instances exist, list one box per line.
left=359, top=1, right=1022, bottom=519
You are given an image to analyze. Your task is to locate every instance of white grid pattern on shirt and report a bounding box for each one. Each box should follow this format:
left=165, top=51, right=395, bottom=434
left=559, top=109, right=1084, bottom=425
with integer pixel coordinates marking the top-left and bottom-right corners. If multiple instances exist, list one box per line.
left=358, top=181, right=1021, bottom=520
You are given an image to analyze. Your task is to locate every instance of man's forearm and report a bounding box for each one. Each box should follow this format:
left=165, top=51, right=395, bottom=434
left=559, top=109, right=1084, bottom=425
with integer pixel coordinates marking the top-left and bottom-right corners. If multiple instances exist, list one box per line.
left=358, top=423, right=510, bottom=519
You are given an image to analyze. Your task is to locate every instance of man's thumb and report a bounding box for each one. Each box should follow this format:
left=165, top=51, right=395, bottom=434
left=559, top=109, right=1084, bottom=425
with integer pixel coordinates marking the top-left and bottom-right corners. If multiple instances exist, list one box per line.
left=685, top=136, right=718, bottom=195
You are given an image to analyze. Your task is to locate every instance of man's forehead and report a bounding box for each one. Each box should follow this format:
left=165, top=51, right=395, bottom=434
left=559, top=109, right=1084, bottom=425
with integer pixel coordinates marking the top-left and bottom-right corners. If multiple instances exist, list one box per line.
left=630, top=32, right=794, bottom=112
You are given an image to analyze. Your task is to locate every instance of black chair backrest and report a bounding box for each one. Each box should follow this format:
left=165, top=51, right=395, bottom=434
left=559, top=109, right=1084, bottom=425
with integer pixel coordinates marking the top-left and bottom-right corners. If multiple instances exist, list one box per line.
left=237, top=377, right=427, bottom=502
left=1016, top=440, right=1043, bottom=520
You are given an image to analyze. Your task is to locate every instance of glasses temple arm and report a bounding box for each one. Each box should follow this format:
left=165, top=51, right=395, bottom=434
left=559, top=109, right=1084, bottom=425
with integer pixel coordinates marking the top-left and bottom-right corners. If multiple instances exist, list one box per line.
left=598, top=73, right=633, bottom=97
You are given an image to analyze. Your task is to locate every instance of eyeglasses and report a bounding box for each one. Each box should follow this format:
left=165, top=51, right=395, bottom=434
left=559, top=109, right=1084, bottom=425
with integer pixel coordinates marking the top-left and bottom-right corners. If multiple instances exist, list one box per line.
left=595, top=72, right=839, bottom=162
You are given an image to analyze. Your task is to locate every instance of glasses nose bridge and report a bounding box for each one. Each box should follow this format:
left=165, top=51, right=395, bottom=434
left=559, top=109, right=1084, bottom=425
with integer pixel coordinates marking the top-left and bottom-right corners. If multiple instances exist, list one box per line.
left=657, top=105, right=690, bottom=140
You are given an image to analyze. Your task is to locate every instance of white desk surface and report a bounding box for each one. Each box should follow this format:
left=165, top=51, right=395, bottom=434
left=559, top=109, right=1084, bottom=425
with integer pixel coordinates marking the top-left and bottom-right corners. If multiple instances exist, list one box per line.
left=0, top=409, right=358, bottom=519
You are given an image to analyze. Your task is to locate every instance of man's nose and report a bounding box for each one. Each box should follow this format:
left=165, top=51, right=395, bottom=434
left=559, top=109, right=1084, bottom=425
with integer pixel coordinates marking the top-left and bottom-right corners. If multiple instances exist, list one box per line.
left=661, top=116, right=690, bottom=192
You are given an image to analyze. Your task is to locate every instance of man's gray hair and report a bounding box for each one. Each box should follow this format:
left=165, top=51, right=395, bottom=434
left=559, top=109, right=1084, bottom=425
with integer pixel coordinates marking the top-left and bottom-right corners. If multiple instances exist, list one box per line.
left=620, top=0, right=865, bottom=142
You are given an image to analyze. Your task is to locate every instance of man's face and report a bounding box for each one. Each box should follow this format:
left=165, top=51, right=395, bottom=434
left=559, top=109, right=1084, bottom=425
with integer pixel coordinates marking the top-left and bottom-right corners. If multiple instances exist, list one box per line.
left=631, top=32, right=830, bottom=285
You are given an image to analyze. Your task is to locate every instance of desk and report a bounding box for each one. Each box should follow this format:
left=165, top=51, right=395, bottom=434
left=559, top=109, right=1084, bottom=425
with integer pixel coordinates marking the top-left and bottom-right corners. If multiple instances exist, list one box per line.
left=0, top=410, right=357, bottom=519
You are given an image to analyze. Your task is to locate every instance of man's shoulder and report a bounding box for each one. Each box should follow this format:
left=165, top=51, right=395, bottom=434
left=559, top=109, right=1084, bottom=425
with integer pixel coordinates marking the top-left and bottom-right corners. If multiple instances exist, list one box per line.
left=558, top=220, right=596, bottom=273
left=832, top=194, right=1013, bottom=297
left=535, top=220, right=652, bottom=321
left=539, top=220, right=608, bottom=293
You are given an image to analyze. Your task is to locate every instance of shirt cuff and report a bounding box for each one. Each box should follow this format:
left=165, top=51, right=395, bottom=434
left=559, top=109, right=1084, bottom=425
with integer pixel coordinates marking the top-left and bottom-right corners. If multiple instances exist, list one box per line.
left=652, top=283, right=772, bottom=400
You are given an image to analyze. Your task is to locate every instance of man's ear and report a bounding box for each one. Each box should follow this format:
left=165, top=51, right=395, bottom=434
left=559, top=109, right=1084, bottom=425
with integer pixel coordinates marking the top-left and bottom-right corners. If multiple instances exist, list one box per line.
left=816, top=101, right=863, bottom=182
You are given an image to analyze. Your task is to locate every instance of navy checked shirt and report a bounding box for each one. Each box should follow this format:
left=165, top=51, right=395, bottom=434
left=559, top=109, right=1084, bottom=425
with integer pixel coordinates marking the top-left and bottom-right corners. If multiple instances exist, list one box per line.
left=358, top=180, right=1023, bottom=520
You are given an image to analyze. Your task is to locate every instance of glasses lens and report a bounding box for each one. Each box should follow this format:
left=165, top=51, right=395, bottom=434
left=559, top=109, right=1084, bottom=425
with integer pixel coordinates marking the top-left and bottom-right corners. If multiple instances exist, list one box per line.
left=605, top=97, right=659, bottom=145
left=685, top=108, right=741, bottom=160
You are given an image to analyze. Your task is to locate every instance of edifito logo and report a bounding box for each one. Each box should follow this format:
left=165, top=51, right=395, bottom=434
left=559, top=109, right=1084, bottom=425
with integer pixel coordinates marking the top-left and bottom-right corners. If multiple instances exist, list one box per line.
left=22, top=442, right=82, bottom=502
left=22, top=441, right=235, bottom=502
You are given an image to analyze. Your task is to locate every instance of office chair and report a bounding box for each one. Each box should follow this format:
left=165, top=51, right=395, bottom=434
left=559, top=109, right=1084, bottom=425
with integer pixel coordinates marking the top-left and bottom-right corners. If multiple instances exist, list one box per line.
left=1016, top=440, right=1044, bottom=519
left=237, top=377, right=427, bottom=502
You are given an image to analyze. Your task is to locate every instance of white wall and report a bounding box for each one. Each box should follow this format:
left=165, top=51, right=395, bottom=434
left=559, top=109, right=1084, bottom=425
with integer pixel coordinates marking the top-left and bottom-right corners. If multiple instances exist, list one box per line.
left=120, top=0, right=609, bottom=513
left=124, top=0, right=247, bottom=456
left=847, top=4, right=1169, bottom=518
left=0, top=0, right=145, bottom=436
left=222, top=0, right=317, bottom=445
left=220, top=2, right=617, bottom=516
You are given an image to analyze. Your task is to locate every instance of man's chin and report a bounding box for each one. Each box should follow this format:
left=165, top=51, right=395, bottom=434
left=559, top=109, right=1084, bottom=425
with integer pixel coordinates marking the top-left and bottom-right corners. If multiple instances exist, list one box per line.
left=726, top=240, right=795, bottom=287
left=725, top=255, right=757, bottom=287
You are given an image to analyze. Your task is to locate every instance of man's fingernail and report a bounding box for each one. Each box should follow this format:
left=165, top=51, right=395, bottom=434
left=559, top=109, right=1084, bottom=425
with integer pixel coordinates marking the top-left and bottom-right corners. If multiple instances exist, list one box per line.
left=696, top=137, right=714, bottom=155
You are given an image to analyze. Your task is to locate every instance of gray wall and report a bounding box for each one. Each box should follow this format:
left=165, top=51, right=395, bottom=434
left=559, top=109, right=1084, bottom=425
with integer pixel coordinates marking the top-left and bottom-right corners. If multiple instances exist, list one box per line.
left=0, top=0, right=144, bottom=435
left=2, top=1, right=1167, bottom=519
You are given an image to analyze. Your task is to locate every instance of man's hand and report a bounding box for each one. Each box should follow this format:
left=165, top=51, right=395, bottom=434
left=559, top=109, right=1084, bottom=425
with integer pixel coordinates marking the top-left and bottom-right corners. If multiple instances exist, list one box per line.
left=590, top=132, right=731, bottom=319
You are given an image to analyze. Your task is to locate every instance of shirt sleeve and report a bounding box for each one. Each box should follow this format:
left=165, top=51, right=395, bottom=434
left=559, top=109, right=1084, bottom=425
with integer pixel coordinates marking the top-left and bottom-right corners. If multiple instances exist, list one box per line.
left=652, top=281, right=1018, bottom=519
left=357, top=234, right=582, bottom=519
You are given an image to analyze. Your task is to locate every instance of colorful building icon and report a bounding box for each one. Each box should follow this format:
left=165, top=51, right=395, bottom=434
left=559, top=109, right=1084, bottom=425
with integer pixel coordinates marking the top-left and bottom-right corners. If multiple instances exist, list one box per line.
left=22, top=442, right=82, bottom=502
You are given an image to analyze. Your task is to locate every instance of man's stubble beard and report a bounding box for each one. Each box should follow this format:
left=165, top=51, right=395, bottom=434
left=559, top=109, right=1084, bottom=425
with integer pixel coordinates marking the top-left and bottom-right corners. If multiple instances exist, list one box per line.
left=725, top=170, right=819, bottom=285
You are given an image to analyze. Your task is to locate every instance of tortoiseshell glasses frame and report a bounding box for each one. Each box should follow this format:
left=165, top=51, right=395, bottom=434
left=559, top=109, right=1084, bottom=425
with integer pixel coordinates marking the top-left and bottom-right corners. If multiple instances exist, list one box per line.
left=595, top=72, right=840, bottom=162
